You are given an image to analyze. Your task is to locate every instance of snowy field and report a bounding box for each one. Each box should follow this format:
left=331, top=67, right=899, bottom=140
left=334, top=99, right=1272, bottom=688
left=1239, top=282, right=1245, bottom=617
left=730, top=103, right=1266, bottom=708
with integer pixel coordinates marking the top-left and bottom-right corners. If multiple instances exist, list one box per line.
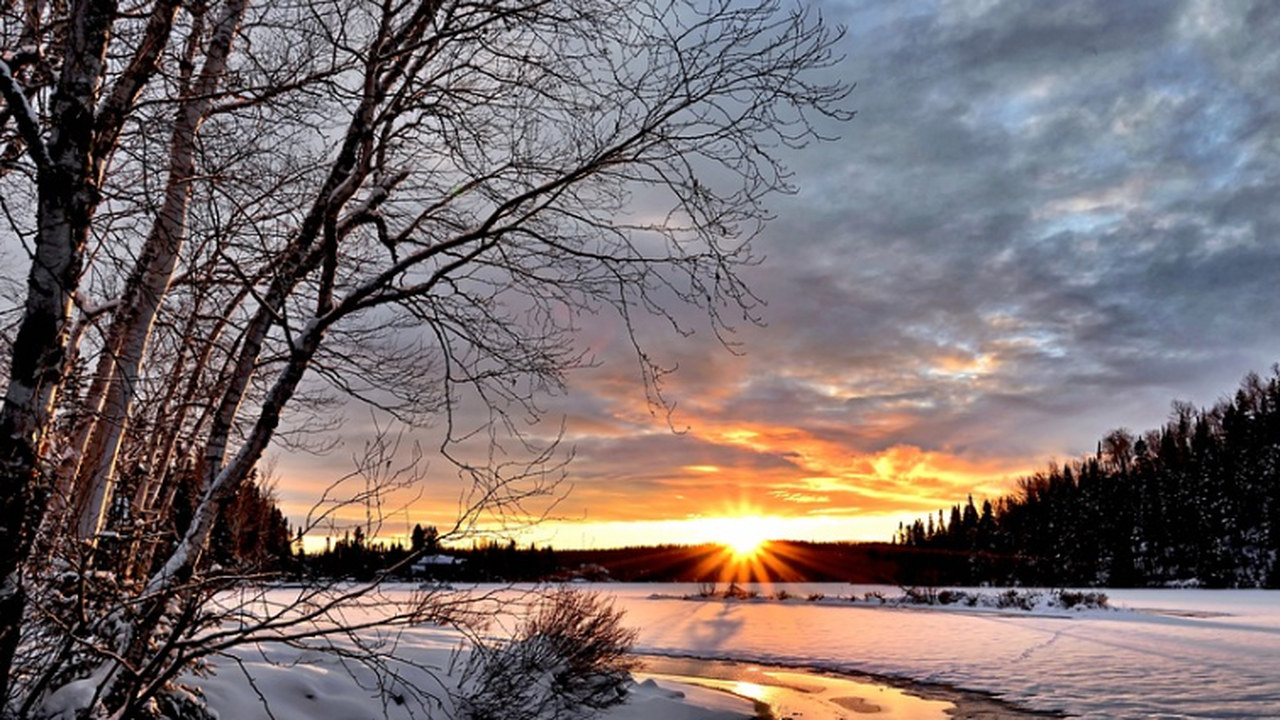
left=191, top=583, right=1280, bottom=719
left=617, top=583, right=1280, bottom=719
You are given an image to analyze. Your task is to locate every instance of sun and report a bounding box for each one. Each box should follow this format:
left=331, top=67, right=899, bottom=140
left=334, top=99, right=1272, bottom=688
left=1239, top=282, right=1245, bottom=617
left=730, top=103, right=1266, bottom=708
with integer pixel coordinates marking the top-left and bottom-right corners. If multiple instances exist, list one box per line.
left=722, top=522, right=769, bottom=559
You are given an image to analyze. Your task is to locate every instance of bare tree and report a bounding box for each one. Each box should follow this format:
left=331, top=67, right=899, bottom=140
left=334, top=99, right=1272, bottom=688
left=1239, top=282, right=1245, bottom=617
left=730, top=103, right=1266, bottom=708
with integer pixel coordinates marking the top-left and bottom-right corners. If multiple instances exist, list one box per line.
left=0, top=0, right=851, bottom=716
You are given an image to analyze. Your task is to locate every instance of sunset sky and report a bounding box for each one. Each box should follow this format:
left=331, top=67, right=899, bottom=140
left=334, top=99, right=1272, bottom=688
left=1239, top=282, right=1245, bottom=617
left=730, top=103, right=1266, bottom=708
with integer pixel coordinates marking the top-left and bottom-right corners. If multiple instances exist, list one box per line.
left=277, top=1, right=1280, bottom=550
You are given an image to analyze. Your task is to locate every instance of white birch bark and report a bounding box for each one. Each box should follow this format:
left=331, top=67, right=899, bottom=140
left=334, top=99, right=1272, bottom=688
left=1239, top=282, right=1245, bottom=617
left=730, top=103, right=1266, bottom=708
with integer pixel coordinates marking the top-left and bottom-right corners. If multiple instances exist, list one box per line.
left=71, top=0, right=250, bottom=543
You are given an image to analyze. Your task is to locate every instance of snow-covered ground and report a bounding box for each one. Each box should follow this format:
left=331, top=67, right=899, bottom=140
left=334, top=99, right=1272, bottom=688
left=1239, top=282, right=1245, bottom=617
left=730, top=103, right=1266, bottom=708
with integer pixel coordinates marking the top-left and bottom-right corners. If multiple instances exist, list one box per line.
left=191, top=583, right=1280, bottom=719
left=617, top=583, right=1280, bottom=719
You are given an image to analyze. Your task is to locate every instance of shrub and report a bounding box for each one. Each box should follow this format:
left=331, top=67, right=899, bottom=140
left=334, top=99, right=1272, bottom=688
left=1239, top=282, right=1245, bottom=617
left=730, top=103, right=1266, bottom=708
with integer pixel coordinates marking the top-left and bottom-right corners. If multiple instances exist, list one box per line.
left=1056, top=590, right=1109, bottom=609
left=995, top=589, right=1039, bottom=610
left=902, top=586, right=939, bottom=605
left=936, top=589, right=971, bottom=606
left=455, top=589, right=640, bottom=720
left=153, top=686, right=216, bottom=720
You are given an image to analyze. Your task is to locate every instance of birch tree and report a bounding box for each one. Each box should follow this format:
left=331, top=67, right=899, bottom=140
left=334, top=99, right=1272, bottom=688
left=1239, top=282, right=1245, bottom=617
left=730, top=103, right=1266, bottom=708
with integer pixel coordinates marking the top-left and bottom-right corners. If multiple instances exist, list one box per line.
left=0, top=0, right=850, bottom=716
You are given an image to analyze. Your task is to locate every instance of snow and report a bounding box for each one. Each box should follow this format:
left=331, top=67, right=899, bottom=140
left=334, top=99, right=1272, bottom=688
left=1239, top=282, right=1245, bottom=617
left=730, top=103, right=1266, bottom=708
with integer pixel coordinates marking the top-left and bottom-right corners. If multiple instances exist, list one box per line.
left=190, top=621, right=756, bottom=720
left=416, top=554, right=463, bottom=565
left=0, top=56, right=52, bottom=170
left=39, top=664, right=115, bottom=720
left=618, top=584, right=1280, bottom=719
left=188, top=583, right=1280, bottom=719
left=612, top=679, right=754, bottom=720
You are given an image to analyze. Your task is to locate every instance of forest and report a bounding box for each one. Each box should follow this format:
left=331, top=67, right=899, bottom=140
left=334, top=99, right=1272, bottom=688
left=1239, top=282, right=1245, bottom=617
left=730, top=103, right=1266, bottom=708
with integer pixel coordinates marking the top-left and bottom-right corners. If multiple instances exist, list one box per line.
left=897, top=368, right=1280, bottom=588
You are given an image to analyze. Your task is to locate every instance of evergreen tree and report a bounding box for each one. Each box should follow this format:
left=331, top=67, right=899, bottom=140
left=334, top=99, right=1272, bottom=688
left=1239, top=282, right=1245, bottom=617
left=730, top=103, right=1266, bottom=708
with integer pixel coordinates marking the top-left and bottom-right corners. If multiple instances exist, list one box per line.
left=411, top=523, right=440, bottom=554
left=897, top=367, right=1280, bottom=588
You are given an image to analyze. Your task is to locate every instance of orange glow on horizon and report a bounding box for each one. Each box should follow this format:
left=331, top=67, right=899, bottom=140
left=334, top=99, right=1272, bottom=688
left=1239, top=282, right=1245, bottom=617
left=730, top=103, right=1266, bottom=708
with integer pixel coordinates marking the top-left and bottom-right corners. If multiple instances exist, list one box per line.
left=273, top=398, right=1044, bottom=552
left=685, top=535, right=838, bottom=584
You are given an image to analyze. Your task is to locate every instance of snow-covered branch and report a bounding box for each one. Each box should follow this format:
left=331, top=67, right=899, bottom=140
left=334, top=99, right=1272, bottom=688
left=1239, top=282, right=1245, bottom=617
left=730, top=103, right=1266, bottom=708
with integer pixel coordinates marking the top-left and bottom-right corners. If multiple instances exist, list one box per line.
left=0, top=56, right=50, bottom=171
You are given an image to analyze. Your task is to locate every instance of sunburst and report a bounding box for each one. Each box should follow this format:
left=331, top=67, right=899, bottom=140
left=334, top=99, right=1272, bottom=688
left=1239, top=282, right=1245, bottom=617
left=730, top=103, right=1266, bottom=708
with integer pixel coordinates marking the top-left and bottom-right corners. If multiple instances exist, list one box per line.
left=722, top=523, right=769, bottom=560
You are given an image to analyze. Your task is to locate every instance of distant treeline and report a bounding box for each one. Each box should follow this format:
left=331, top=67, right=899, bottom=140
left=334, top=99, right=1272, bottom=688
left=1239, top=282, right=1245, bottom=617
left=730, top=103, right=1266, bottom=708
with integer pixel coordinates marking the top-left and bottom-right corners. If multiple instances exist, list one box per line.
left=291, top=536, right=995, bottom=584
left=548, top=541, right=990, bottom=584
left=297, top=528, right=560, bottom=582
left=898, top=368, right=1280, bottom=588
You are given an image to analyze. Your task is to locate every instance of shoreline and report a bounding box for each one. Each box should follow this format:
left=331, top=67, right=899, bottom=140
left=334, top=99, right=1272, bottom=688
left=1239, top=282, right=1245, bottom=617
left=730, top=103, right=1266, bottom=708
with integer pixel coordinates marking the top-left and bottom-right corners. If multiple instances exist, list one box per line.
left=635, top=655, right=1065, bottom=720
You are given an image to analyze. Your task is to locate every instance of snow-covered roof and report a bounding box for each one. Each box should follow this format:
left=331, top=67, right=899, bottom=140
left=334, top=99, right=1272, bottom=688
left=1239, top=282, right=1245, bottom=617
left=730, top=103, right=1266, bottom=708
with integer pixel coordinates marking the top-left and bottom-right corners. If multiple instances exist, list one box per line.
left=412, top=554, right=461, bottom=566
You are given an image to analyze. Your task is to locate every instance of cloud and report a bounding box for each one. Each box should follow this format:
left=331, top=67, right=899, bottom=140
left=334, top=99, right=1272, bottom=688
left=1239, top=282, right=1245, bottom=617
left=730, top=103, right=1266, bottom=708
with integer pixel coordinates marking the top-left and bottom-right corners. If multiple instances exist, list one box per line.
left=271, top=1, right=1280, bottom=546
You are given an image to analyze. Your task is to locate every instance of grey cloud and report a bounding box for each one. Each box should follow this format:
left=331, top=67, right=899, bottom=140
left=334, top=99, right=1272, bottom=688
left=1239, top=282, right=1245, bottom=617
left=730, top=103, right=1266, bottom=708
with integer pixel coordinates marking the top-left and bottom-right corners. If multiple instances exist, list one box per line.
left=734, top=0, right=1280, bottom=451
left=506, top=1, right=1280, bottom=519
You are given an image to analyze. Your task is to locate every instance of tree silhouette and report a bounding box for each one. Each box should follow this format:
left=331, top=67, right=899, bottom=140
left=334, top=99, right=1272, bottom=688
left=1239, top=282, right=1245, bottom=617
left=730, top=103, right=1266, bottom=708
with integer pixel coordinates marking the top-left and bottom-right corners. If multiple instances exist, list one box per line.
left=902, top=367, right=1280, bottom=588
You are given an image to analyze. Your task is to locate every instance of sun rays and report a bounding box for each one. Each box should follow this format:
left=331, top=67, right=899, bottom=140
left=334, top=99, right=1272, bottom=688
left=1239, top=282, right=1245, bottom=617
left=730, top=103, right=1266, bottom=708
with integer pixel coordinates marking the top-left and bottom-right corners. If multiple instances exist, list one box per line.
left=679, top=519, right=820, bottom=584
left=722, top=522, right=769, bottom=560
left=683, top=512, right=803, bottom=582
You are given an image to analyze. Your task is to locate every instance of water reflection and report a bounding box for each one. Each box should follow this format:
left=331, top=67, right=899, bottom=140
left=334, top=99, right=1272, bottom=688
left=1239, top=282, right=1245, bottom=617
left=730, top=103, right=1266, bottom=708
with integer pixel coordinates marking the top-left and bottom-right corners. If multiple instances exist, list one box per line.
left=729, top=680, right=766, bottom=702
left=637, top=656, right=954, bottom=720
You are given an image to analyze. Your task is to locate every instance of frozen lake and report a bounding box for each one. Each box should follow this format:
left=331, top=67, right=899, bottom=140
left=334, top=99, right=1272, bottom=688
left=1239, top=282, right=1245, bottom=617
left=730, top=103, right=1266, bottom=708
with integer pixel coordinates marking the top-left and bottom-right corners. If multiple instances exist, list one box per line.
left=602, top=583, right=1280, bottom=719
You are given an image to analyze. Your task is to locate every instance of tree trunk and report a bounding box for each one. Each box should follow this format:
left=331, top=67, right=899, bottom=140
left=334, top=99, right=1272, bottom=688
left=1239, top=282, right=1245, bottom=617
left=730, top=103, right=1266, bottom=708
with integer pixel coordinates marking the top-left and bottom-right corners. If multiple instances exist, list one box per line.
left=0, top=0, right=120, bottom=699
left=72, top=0, right=248, bottom=545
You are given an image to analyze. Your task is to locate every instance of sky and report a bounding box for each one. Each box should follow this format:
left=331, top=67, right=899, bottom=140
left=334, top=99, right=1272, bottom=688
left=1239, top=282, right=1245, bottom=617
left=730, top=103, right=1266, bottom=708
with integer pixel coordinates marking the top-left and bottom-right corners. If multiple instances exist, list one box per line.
left=278, top=0, right=1280, bottom=550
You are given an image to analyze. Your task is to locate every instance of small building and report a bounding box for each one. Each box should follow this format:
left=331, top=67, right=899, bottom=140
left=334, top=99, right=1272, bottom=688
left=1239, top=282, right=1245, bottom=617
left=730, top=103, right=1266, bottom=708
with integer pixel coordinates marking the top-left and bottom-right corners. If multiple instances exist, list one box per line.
left=409, top=553, right=464, bottom=581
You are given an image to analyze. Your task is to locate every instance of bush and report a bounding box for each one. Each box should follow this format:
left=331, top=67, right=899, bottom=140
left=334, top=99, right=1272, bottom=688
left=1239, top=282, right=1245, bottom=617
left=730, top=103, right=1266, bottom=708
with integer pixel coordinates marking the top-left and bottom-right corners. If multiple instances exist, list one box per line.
left=152, top=686, right=217, bottom=720
left=936, top=589, right=972, bottom=606
left=995, top=589, right=1039, bottom=610
left=455, top=589, right=640, bottom=720
left=1056, top=590, right=1109, bottom=609
left=902, top=586, right=939, bottom=605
